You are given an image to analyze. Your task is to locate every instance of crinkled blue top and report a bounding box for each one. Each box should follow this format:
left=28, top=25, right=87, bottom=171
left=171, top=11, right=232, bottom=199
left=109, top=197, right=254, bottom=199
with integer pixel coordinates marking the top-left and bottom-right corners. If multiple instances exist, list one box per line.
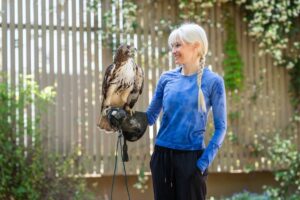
left=146, top=66, right=227, bottom=172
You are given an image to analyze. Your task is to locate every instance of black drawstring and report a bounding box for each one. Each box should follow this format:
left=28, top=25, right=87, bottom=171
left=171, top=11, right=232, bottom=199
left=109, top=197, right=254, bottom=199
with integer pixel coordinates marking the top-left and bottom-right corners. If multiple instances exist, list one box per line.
left=170, top=149, right=174, bottom=188
left=161, top=147, right=174, bottom=188
left=164, top=152, right=167, bottom=183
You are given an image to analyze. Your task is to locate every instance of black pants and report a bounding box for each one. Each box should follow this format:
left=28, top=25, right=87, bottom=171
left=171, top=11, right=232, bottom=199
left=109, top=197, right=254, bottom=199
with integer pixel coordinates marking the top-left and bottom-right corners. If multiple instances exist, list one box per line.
left=150, top=145, right=208, bottom=200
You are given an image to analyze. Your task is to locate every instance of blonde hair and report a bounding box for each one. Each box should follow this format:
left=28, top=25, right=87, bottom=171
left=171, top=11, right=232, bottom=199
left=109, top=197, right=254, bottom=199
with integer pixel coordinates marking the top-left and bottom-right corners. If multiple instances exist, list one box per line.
left=168, top=23, right=208, bottom=112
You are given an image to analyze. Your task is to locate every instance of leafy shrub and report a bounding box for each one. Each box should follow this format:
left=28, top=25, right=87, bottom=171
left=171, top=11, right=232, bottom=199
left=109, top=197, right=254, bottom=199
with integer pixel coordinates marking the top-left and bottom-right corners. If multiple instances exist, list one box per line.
left=223, top=191, right=268, bottom=200
left=0, top=74, right=95, bottom=200
left=224, top=131, right=300, bottom=200
left=263, top=134, right=300, bottom=200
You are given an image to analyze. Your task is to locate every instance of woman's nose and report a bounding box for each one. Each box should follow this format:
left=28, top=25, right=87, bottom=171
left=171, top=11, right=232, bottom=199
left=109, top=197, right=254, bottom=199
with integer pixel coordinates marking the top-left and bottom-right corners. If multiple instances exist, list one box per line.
left=172, top=48, right=176, bottom=54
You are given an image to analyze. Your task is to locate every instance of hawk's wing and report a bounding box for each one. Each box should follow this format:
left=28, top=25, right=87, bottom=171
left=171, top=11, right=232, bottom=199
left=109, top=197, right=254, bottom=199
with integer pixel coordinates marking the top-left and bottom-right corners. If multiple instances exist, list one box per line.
left=100, top=64, right=115, bottom=112
left=97, top=63, right=119, bottom=133
left=127, top=63, right=144, bottom=108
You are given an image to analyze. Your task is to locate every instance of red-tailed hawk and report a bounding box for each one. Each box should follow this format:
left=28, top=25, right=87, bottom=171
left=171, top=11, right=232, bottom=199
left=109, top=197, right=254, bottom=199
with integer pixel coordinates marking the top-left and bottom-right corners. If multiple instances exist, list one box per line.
left=97, top=44, right=144, bottom=133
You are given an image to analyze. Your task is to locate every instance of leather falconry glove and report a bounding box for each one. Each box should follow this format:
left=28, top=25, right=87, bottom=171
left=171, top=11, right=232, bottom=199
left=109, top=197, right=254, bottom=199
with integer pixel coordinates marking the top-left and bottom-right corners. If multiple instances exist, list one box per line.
left=107, top=107, right=148, bottom=142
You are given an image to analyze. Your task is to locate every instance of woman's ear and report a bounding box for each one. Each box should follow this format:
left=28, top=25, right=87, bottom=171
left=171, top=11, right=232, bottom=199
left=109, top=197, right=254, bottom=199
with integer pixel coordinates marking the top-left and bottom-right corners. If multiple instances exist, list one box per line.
left=193, top=42, right=202, bottom=57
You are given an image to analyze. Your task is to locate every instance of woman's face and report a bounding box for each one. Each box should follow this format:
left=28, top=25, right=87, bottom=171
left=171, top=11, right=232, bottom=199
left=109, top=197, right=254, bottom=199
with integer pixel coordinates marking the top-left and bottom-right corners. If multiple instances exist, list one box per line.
left=171, top=40, right=198, bottom=65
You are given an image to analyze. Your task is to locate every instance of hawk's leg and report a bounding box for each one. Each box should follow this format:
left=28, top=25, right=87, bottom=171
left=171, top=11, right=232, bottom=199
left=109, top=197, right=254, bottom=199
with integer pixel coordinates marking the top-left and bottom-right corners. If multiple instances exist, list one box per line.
left=120, top=87, right=133, bottom=104
left=124, top=104, right=135, bottom=116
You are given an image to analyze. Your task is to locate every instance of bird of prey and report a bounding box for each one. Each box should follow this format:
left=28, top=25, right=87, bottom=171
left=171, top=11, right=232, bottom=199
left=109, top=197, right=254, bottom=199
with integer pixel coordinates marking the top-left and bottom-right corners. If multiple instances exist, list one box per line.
left=97, top=44, right=144, bottom=133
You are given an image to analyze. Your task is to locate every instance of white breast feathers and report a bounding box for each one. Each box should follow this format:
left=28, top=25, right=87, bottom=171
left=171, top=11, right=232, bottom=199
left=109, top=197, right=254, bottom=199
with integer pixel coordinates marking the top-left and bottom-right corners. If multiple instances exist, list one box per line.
left=116, top=58, right=136, bottom=84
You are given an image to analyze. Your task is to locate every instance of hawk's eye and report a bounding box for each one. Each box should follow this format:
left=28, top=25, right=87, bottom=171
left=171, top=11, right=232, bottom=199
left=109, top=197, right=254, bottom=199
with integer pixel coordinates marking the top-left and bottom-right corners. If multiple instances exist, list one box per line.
left=122, top=48, right=128, bottom=53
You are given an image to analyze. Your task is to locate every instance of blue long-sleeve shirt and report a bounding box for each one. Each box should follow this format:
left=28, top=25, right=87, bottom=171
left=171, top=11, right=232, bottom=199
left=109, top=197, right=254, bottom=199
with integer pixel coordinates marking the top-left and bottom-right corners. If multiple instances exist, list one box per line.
left=146, top=66, right=227, bottom=172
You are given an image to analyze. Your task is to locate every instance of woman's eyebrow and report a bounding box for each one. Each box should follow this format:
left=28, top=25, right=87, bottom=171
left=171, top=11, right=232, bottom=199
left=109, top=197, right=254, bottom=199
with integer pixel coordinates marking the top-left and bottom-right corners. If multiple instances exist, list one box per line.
left=172, top=42, right=180, bottom=46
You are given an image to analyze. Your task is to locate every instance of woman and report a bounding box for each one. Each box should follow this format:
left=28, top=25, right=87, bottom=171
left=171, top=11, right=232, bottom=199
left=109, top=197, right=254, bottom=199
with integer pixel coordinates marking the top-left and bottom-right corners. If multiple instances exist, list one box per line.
left=107, top=23, right=227, bottom=200
left=146, top=23, right=227, bottom=200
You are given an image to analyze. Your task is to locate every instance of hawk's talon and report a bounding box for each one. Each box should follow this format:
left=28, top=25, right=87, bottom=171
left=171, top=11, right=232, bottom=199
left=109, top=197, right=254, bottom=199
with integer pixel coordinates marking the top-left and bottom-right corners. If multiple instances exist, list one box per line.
left=125, top=106, right=135, bottom=116
left=102, top=106, right=112, bottom=116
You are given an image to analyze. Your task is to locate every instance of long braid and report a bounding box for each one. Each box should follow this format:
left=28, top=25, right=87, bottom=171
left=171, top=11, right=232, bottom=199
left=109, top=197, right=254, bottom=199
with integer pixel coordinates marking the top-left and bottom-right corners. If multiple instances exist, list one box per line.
left=197, top=56, right=206, bottom=112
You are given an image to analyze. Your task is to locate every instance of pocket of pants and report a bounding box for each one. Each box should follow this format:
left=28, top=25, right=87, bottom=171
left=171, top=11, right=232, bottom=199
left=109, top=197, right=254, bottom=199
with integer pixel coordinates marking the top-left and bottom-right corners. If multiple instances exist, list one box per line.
left=196, top=168, right=208, bottom=178
left=190, top=170, right=208, bottom=199
left=191, top=167, right=208, bottom=188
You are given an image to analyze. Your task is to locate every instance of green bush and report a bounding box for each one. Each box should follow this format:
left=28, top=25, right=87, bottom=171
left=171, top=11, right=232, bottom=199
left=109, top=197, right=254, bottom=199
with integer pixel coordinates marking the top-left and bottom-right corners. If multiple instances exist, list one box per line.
left=224, top=129, right=300, bottom=200
left=263, top=133, right=300, bottom=200
left=0, top=74, right=95, bottom=200
left=223, top=191, right=268, bottom=200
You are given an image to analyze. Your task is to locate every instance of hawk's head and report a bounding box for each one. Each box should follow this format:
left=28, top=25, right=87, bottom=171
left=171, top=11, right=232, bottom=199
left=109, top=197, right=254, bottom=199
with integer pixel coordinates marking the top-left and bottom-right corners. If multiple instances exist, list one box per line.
left=114, top=44, right=136, bottom=64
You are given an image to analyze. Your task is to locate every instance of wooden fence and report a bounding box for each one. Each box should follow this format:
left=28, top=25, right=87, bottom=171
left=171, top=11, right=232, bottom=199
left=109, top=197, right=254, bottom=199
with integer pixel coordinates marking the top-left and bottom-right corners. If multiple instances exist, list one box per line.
left=0, top=0, right=299, bottom=176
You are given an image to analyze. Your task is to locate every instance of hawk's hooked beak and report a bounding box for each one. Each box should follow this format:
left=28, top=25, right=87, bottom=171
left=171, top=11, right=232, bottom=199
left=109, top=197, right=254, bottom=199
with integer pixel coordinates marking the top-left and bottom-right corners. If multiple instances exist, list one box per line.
left=129, top=47, right=137, bottom=57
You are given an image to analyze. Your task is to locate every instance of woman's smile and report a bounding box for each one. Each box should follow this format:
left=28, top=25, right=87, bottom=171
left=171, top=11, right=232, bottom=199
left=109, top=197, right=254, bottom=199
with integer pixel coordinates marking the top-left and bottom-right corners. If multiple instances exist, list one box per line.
left=174, top=54, right=181, bottom=63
